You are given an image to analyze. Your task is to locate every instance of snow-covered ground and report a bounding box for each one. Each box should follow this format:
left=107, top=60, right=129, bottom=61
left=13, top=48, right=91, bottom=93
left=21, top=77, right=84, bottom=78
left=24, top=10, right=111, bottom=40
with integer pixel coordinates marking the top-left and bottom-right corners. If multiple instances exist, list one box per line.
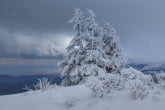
left=0, top=85, right=164, bottom=110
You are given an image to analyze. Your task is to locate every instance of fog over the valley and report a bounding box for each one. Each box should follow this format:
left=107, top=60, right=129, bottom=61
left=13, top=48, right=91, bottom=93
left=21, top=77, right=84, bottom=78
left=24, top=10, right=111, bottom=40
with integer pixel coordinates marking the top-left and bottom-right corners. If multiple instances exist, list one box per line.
left=0, top=0, right=165, bottom=62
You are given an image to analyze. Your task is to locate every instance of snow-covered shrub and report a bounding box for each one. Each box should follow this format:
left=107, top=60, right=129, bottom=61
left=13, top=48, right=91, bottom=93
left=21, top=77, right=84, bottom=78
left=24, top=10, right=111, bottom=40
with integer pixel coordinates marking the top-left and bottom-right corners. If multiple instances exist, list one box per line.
left=24, top=77, right=57, bottom=92
left=156, top=73, right=165, bottom=89
left=23, top=85, right=33, bottom=92
left=86, top=68, right=154, bottom=99
left=86, top=73, right=125, bottom=97
left=121, top=68, right=154, bottom=88
left=130, top=81, right=149, bottom=100
left=33, top=77, right=55, bottom=91
left=121, top=68, right=154, bottom=99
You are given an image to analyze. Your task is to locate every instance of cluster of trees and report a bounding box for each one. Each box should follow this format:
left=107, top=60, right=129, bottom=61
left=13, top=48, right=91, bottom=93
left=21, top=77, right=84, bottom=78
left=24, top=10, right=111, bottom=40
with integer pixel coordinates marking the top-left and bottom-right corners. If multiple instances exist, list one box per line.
left=59, top=9, right=156, bottom=99
left=59, top=8, right=125, bottom=86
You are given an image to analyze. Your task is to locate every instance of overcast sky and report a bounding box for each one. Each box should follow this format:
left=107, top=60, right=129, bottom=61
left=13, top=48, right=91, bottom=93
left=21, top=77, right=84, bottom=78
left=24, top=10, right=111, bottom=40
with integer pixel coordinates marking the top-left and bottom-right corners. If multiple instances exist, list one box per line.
left=0, top=0, right=165, bottom=62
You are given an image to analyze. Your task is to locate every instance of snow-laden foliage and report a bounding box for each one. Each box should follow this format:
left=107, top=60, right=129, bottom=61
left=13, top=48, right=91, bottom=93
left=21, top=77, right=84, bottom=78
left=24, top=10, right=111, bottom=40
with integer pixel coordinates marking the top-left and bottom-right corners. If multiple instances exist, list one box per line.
left=59, top=8, right=125, bottom=86
left=130, top=82, right=149, bottom=100
left=102, top=22, right=125, bottom=73
left=33, top=78, right=53, bottom=91
left=122, top=68, right=154, bottom=99
left=24, top=78, right=58, bottom=92
left=59, top=8, right=154, bottom=100
left=121, top=68, right=154, bottom=88
left=156, top=73, right=165, bottom=89
left=86, top=73, right=125, bottom=97
left=86, top=68, right=154, bottom=99
left=23, top=85, right=33, bottom=92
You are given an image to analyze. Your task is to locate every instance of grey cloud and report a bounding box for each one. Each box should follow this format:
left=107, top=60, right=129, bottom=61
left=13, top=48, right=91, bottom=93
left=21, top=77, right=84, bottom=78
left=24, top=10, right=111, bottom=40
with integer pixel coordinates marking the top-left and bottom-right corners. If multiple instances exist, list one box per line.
left=0, top=0, right=165, bottom=62
left=0, top=26, right=72, bottom=58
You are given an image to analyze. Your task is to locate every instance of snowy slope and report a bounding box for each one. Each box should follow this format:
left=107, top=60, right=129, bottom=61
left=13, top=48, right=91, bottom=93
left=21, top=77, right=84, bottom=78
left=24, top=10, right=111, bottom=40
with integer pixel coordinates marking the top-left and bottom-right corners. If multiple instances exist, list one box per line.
left=0, top=85, right=165, bottom=110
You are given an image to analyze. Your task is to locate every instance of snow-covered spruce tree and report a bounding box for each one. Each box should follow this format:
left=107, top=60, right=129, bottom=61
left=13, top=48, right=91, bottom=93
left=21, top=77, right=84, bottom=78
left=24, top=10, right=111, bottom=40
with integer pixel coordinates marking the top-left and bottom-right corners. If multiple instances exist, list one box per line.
left=67, top=8, right=84, bottom=49
left=59, top=8, right=85, bottom=86
left=102, top=22, right=125, bottom=73
left=60, top=9, right=107, bottom=86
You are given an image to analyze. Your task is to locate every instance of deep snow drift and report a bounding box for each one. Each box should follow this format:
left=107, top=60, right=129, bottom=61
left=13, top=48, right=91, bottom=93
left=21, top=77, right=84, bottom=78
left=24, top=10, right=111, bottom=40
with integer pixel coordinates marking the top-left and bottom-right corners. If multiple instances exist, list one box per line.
left=0, top=84, right=165, bottom=110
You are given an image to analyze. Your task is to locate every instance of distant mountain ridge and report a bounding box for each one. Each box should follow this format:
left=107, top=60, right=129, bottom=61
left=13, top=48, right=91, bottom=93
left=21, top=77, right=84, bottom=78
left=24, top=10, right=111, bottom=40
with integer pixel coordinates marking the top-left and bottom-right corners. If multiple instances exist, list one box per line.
left=127, top=62, right=165, bottom=77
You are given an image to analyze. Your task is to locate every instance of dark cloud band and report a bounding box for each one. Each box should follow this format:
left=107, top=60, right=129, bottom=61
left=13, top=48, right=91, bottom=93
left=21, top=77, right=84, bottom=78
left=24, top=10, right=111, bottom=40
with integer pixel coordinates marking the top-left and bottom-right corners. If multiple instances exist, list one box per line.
left=0, top=0, right=165, bottom=62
